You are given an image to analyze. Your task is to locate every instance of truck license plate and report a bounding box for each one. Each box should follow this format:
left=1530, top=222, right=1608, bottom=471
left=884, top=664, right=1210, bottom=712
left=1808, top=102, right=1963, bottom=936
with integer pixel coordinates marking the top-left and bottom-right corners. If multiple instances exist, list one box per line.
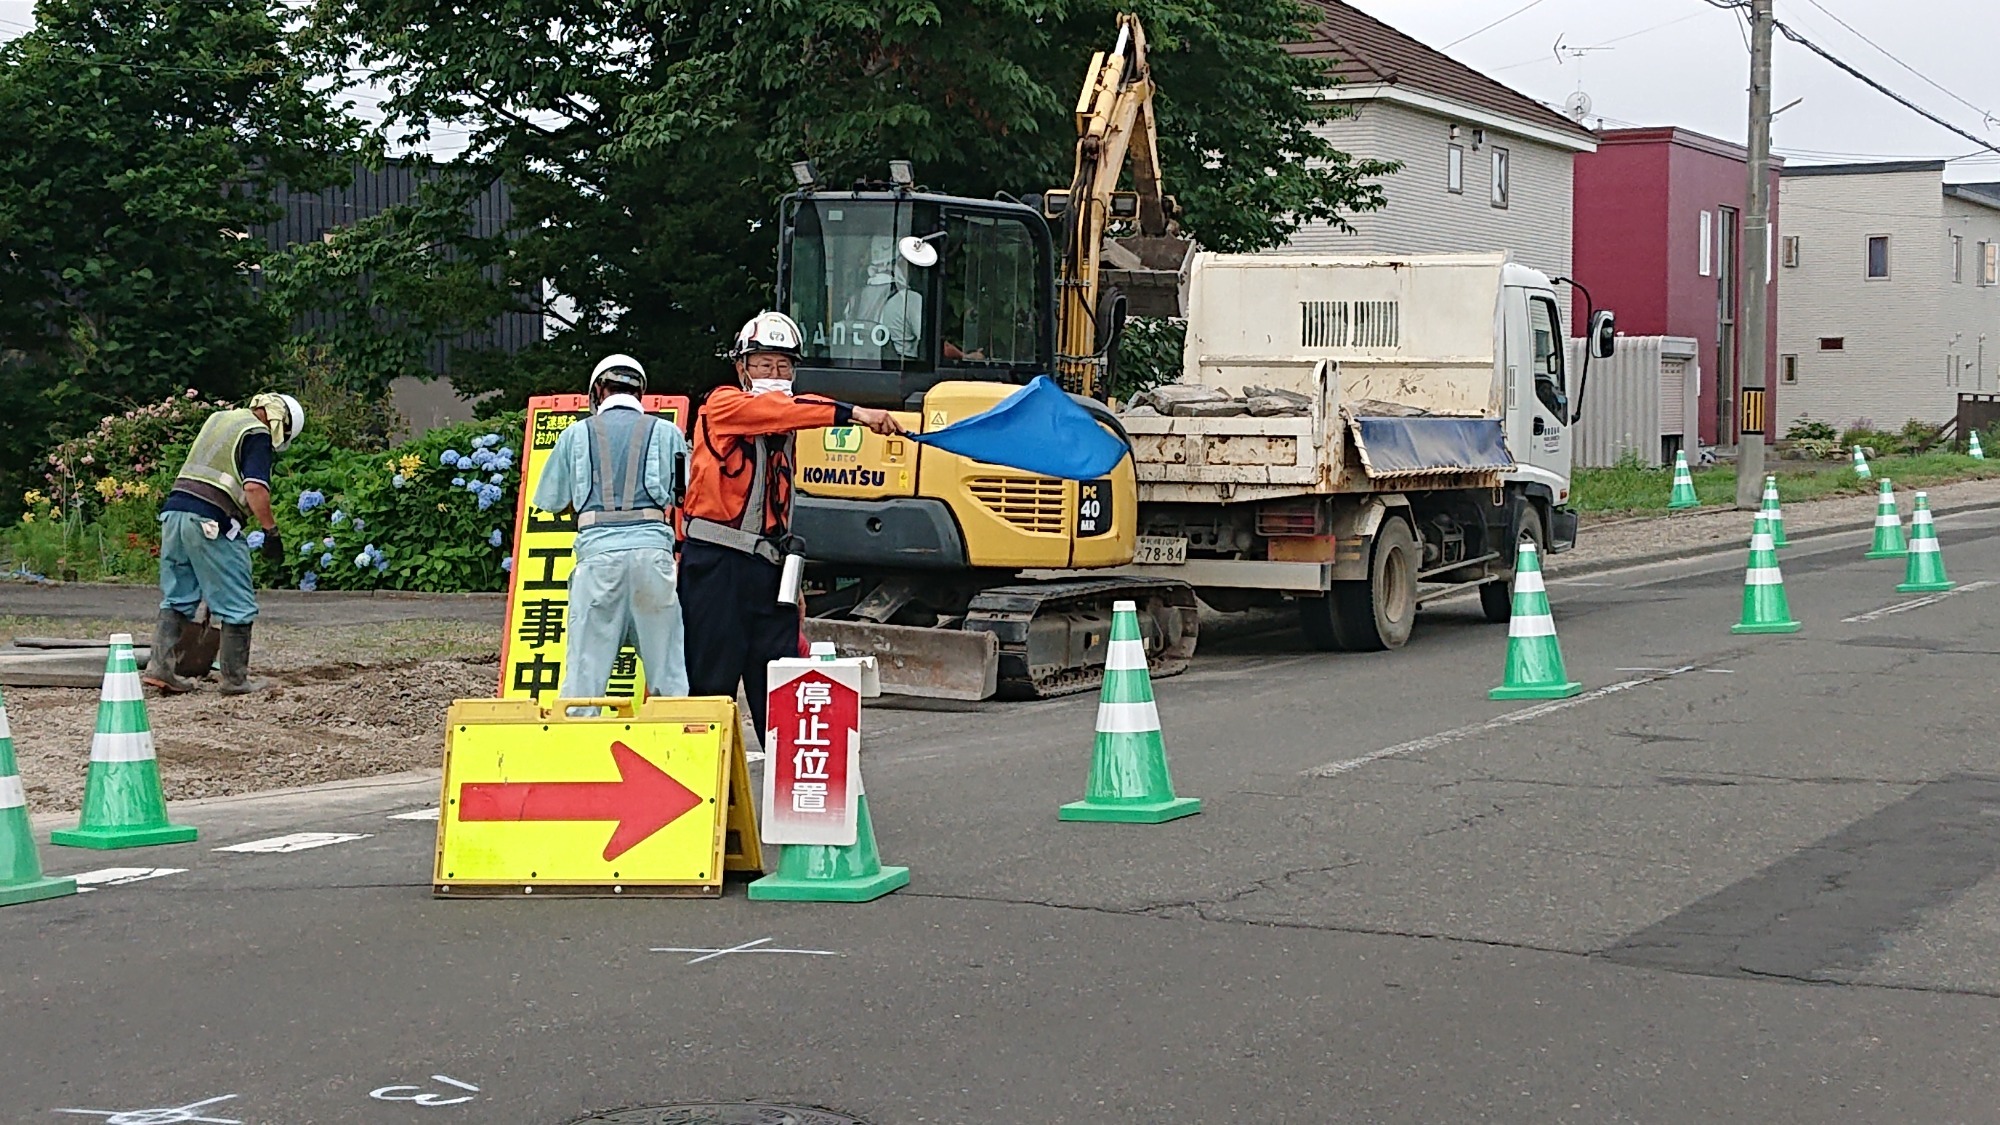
left=1134, top=535, right=1188, bottom=565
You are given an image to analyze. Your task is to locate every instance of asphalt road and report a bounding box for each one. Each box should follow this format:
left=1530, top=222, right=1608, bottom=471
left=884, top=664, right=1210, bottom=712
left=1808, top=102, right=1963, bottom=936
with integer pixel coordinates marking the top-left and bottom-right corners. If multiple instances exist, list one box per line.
left=8, top=507, right=2000, bottom=1124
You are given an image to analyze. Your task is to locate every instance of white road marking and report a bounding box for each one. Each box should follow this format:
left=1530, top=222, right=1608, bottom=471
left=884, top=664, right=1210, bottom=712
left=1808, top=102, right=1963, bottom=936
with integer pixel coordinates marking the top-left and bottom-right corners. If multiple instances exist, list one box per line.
left=51, top=1093, right=240, bottom=1123
left=215, top=832, right=370, bottom=854
left=69, top=867, right=185, bottom=892
left=1551, top=580, right=1612, bottom=586
left=369, top=1075, right=480, bottom=1107
left=1842, top=580, right=1997, bottom=623
left=652, top=937, right=843, bottom=965
left=1306, top=666, right=1699, bottom=778
left=388, top=808, right=441, bottom=821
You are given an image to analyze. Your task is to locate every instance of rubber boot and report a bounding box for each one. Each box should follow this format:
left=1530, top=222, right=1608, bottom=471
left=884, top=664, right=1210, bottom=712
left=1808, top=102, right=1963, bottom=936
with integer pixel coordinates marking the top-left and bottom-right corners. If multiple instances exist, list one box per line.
left=140, top=608, right=194, bottom=694
left=218, top=623, right=271, bottom=695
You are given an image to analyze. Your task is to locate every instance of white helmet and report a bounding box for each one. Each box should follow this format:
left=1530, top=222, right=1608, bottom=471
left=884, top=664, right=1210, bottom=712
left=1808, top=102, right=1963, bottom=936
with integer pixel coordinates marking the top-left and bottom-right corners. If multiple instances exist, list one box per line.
left=249, top=392, right=306, bottom=451
left=730, top=311, right=804, bottom=360
left=589, top=353, right=646, bottom=398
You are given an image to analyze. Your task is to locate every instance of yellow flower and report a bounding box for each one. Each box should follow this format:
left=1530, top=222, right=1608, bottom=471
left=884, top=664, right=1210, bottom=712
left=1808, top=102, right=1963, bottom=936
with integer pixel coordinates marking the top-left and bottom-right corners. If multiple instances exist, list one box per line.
left=22, top=489, right=42, bottom=506
left=127, top=480, right=152, bottom=499
left=399, top=454, right=424, bottom=477
left=94, top=477, right=119, bottom=499
left=20, top=512, right=33, bottom=524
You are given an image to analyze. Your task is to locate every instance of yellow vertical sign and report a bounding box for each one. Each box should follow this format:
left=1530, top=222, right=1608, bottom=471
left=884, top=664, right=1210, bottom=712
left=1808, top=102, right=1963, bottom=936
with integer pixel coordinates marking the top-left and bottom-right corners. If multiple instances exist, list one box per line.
left=497, top=395, right=688, bottom=700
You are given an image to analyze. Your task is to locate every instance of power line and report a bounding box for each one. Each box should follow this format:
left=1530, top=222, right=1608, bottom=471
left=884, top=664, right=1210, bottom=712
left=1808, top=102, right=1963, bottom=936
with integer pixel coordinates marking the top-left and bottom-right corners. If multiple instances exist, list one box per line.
left=1791, top=0, right=1997, bottom=127
left=1441, top=0, right=1553, bottom=50
left=1773, top=19, right=2000, bottom=156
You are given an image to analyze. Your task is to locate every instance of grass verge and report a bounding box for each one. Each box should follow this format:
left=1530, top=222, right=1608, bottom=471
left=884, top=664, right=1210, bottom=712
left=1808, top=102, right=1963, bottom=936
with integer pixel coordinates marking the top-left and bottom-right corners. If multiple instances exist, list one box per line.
left=1572, top=454, right=2000, bottom=515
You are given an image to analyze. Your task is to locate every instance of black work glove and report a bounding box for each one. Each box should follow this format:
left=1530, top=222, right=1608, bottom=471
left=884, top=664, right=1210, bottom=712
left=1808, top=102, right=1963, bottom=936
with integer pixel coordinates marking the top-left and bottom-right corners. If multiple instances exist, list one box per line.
left=259, top=527, right=285, bottom=563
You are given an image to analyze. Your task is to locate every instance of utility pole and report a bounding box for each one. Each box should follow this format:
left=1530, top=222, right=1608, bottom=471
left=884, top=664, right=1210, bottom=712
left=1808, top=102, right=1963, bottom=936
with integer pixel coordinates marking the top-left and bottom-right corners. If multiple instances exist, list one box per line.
left=1735, top=0, right=1775, bottom=509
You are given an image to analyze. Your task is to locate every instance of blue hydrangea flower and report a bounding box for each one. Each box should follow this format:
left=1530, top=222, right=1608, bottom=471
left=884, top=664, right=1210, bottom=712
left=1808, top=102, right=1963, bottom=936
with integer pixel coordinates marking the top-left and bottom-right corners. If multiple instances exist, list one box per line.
left=452, top=476, right=466, bottom=487
left=499, top=447, right=515, bottom=460
left=320, top=552, right=334, bottom=567
left=487, top=528, right=503, bottom=547
left=297, top=490, right=325, bottom=514
left=471, top=450, right=494, bottom=469
left=330, top=509, right=347, bottom=526
left=300, top=541, right=313, bottom=557
left=352, top=518, right=366, bottom=532
left=439, top=449, right=459, bottom=466
left=299, top=572, right=318, bottom=592
left=500, top=556, right=513, bottom=573
left=489, top=473, right=504, bottom=484
left=374, top=558, right=389, bottom=573
left=323, top=536, right=335, bottom=548
left=456, top=456, right=475, bottom=471
left=246, top=530, right=265, bottom=549
left=392, top=474, right=406, bottom=488
left=479, top=433, right=501, bottom=448
left=355, top=551, right=371, bottom=568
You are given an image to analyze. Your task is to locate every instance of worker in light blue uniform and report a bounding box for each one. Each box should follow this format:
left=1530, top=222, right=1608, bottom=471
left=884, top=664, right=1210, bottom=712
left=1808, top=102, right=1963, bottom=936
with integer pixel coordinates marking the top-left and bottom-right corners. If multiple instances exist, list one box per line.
left=531, top=354, right=692, bottom=701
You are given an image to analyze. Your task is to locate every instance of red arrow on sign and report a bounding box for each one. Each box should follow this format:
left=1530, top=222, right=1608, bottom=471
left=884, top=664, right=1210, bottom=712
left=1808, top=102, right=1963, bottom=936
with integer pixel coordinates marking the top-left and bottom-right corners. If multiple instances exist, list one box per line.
left=458, top=741, right=702, bottom=860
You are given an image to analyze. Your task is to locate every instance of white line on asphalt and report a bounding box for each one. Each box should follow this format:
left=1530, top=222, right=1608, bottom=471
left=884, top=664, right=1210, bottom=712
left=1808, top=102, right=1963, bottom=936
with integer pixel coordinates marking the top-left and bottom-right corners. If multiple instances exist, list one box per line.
left=1552, top=580, right=1613, bottom=586
left=1842, top=580, right=1997, bottom=623
left=69, top=866, right=186, bottom=892
left=651, top=937, right=843, bottom=965
left=388, top=808, right=441, bottom=821
left=1306, top=666, right=1699, bottom=778
left=215, top=832, right=371, bottom=854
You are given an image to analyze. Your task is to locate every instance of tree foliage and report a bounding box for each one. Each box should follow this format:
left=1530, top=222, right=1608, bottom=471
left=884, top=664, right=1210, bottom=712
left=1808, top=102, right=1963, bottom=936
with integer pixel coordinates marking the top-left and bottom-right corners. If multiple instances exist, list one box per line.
left=0, top=0, right=360, bottom=511
left=307, top=0, right=1392, bottom=403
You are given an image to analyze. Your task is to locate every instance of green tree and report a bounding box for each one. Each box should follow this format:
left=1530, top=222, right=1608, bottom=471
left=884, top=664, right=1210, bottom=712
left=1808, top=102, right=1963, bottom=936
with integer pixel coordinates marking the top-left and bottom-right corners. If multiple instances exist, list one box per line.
left=0, top=0, right=361, bottom=512
left=307, top=0, right=1391, bottom=404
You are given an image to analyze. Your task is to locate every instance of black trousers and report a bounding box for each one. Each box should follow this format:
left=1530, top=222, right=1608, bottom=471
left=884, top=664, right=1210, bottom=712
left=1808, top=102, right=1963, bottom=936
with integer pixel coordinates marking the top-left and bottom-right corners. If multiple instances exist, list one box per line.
left=678, top=540, right=802, bottom=741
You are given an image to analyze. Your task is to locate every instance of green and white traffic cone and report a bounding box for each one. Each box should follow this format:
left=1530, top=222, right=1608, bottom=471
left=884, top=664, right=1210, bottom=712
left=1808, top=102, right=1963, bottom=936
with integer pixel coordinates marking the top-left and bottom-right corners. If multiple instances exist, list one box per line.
left=50, top=635, right=197, bottom=850
left=1488, top=541, right=1583, bottom=700
left=1971, top=431, right=1987, bottom=460
left=1865, top=478, right=1908, bottom=560
left=1760, top=475, right=1789, bottom=548
left=1060, top=600, right=1201, bottom=823
left=748, top=770, right=909, bottom=903
left=1732, top=515, right=1801, bottom=634
left=1897, top=491, right=1955, bottom=594
left=1851, top=445, right=1872, bottom=480
left=0, top=689, right=75, bottom=906
left=1667, top=450, right=1699, bottom=509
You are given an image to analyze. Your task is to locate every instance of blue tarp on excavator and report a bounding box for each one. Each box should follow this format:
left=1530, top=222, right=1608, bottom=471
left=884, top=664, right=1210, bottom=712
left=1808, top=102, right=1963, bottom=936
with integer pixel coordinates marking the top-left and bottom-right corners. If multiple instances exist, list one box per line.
left=1348, top=416, right=1514, bottom=479
left=909, top=375, right=1128, bottom=480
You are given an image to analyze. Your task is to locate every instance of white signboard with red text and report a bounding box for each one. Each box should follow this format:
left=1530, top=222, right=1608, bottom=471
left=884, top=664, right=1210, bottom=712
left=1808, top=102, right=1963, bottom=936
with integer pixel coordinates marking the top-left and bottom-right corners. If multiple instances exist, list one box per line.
left=762, top=658, right=864, bottom=847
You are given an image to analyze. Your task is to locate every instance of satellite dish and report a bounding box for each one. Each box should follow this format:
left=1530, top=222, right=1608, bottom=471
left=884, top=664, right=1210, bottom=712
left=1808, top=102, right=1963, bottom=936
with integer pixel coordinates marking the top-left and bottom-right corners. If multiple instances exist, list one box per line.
left=897, top=234, right=940, bottom=269
left=1564, top=90, right=1593, bottom=122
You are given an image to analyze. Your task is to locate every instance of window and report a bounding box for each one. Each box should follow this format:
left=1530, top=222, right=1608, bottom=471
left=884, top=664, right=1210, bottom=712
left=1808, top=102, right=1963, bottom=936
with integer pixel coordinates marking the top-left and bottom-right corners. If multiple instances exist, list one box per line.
left=1781, top=354, right=1798, bottom=385
left=1782, top=235, right=1801, bottom=268
left=1866, top=235, right=1890, bottom=279
left=1820, top=337, right=1845, bottom=351
left=1490, top=147, right=1510, bottom=209
left=1527, top=295, right=1566, bottom=416
left=1699, top=211, right=1713, bottom=277
left=1953, top=235, right=1964, bottom=283
left=1447, top=144, right=1464, bottom=194
left=941, top=212, right=1044, bottom=368
left=1984, top=242, right=1999, bottom=286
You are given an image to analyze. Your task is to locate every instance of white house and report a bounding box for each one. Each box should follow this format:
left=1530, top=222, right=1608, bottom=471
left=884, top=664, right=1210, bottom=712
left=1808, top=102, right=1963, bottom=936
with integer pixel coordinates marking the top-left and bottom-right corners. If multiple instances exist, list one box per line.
left=1776, top=161, right=2000, bottom=431
left=1285, top=1, right=1599, bottom=279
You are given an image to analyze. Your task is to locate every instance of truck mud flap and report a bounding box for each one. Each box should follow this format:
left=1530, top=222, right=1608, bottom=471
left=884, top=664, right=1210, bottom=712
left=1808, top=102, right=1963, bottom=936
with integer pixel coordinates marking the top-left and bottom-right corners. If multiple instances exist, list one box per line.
left=803, top=619, right=1000, bottom=701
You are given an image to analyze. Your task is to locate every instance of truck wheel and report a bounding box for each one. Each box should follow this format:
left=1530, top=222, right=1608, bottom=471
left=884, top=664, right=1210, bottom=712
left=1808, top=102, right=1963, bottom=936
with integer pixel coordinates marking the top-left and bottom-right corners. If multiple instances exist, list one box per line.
left=1331, top=516, right=1418, bottom=651
left=1479, top=508, right=1546, bottom=623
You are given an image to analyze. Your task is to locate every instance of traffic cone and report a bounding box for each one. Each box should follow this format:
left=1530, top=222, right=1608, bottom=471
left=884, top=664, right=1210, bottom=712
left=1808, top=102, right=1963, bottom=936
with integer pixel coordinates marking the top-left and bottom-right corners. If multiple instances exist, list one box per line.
left=1760, top=475, right=1789, bottom=548
left=50, top=635, right=197, bottom=850
left=1059, top=600, right=1202, bottom=823
left=1865, top=478, right=1908, bottom=560
left=748, top=770, right=910, bottom=902
left=1897, top=491, right=1954, bottom=594
left=0, top=690, right=75, bottom=906
left=1971, top=431, right=1987, bottom=460
left=1488, top=541, right=1582, bottom=700
left=1667, top=450, right=1699, bottom=509
left=1732, top=515, right=1801, bottom=634
left=1851, top=445, right=1872, bottom=479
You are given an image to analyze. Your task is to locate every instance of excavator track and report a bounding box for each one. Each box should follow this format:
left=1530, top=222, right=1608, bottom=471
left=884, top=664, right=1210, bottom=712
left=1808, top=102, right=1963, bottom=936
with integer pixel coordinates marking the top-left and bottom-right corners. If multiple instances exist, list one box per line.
left=963, top=578, right=1200, bottom=700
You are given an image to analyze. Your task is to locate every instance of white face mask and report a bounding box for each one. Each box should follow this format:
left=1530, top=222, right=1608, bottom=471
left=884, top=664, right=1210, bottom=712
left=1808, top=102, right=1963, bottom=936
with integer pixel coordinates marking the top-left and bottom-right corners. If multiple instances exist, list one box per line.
left=749, top=378, right=793, bottom=396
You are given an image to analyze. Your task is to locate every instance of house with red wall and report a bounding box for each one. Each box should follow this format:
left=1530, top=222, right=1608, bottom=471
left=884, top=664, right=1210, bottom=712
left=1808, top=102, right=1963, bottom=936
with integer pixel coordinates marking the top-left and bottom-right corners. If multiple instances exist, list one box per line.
left=1573, top=127, right=1782, bottom=451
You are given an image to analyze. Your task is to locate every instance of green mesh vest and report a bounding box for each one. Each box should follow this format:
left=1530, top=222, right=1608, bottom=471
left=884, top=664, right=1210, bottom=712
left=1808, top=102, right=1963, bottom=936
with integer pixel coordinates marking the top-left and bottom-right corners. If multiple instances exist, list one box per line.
left=172, top=409, right=265, bottom=515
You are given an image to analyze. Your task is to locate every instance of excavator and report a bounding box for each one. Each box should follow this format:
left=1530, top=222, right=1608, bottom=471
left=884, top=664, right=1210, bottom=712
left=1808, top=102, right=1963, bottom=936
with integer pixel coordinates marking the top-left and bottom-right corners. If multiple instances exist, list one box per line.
left=782, top=13, right=1199, bottom=700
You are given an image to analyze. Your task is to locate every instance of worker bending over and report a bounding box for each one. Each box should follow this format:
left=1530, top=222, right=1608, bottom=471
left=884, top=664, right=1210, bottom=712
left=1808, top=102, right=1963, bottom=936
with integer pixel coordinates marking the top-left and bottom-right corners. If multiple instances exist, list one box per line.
left=532, top=354, right=692, bottom=701
left=679, top=312, right=902, bottom=736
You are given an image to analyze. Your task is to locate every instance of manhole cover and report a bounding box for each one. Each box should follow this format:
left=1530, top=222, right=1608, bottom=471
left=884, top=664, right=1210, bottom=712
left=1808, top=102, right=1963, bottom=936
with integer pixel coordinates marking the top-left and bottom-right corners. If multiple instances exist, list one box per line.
left=570, top=1105, right=865, bottom=1125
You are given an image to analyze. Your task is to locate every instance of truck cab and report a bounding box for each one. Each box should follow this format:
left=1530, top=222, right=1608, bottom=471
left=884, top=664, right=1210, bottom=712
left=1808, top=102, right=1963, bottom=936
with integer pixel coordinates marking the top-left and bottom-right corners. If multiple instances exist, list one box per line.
left=1500, top=262, right=1581, bottom=551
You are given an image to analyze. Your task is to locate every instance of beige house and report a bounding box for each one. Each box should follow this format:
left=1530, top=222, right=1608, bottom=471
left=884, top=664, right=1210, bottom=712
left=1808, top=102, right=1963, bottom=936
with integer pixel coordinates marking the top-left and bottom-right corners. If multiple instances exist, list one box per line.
left=1776, top=161, right=2000, bottom=431
left=1285, top=1, right=1599, bottom=279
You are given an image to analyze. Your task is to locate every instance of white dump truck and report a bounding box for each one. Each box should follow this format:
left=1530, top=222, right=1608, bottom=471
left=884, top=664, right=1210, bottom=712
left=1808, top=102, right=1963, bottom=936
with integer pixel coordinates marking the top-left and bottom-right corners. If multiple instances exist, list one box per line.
left=1039, top=252, right=1615, bottom=650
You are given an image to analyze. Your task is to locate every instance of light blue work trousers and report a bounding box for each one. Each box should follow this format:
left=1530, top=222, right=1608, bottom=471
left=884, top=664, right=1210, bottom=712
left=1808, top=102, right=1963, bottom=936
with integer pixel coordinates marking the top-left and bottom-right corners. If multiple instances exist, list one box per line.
left=558, top=545, right=689, bottom=700
left=158, top=510, right=258, bottom=625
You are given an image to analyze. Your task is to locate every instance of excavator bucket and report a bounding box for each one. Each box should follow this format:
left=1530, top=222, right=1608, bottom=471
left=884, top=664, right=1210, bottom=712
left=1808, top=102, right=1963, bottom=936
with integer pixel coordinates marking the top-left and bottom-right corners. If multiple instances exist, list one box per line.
left=1103, top=235, right=1193, bottom=319
left=803, top=620, right=1001, bottom=701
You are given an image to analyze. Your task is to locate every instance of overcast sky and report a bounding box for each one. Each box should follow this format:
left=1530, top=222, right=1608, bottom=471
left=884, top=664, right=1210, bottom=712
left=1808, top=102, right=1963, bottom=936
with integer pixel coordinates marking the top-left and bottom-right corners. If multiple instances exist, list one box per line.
left=3, top=0, right=1996, bottom=180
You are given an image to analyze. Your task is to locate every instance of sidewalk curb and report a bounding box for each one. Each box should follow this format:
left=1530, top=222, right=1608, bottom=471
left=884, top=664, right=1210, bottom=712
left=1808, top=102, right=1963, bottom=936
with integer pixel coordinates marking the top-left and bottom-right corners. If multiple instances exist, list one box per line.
left=1554, top=495, right=1993, bottom=579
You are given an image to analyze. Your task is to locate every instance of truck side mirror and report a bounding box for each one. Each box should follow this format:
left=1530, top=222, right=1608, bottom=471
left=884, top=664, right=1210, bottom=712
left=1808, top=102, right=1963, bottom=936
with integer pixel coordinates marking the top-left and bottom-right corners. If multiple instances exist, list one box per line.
left=1589, top=310, right=1616, bottom=359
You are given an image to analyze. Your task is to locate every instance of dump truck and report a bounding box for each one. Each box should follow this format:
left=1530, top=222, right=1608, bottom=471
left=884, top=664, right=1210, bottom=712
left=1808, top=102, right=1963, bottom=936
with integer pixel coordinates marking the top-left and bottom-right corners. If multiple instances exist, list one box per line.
left=1029, top=251, right=1616, bottom=650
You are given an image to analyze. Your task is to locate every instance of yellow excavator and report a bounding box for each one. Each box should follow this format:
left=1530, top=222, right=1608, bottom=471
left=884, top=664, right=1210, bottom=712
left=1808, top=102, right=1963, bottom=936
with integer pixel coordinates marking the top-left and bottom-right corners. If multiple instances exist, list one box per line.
left=784, top=13, right=1198, bottom=700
